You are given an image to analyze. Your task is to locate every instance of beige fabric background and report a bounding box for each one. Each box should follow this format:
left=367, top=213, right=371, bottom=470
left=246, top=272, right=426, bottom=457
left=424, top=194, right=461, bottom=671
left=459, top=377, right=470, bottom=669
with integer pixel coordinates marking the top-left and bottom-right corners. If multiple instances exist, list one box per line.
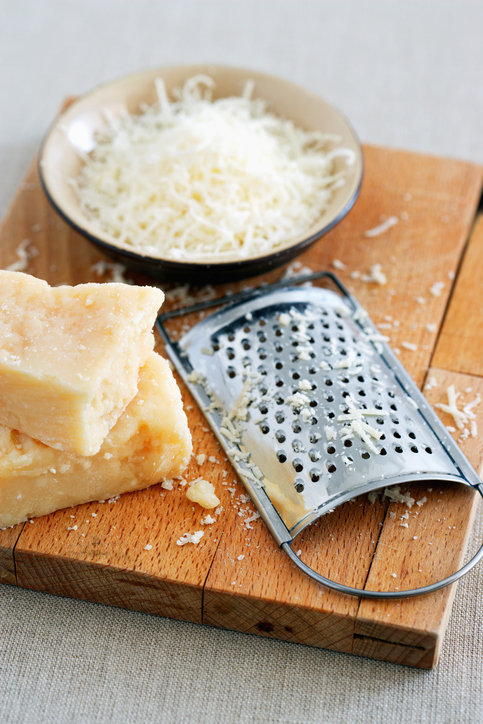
left=1, top=1, right=482, bottom=722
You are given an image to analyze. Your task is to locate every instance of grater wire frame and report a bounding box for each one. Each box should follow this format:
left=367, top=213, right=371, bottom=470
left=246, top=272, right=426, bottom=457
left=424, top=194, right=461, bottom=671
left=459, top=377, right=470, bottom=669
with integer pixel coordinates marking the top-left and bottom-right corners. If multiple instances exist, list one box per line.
left=156, top=272, right=483, bottom=599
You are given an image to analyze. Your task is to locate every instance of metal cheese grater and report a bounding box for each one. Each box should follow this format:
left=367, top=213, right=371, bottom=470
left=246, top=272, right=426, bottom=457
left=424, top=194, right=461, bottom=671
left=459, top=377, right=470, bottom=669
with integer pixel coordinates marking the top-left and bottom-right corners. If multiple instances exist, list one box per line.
left=157, top=272, right=483, bottom=599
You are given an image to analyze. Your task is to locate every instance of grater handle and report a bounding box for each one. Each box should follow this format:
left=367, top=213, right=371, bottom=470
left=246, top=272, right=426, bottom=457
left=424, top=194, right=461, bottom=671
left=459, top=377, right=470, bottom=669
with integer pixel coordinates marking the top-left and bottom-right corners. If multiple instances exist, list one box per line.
left=282, top=482, right=483, bottom=599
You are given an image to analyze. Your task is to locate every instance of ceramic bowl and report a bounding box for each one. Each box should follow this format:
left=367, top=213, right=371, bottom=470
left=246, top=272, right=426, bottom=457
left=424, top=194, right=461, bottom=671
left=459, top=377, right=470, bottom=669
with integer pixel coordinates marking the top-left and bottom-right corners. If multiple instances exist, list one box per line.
left=39, top=65, right=363, bottom=283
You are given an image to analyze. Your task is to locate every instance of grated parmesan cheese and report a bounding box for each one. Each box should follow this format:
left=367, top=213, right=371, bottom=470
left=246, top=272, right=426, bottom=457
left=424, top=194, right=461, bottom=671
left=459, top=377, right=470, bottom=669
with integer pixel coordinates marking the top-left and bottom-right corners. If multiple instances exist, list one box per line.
left=332, top=259, right=346, bottom=270
left=6, top=239, right=38, bottom=272
left=430, top=281, right=444, bottom=297
left=73, top=76, right=354, bottom=262
left=401, top=341, right=418, bottom=352
left=176, top=531, right=204, bottom=546
left=361, top=264, right=387, bottom=285
left=435, top=385, right=468, bottom=430
left=364, top=216, right=398, bottom=238
left=186, top=478, right=220, bottom=509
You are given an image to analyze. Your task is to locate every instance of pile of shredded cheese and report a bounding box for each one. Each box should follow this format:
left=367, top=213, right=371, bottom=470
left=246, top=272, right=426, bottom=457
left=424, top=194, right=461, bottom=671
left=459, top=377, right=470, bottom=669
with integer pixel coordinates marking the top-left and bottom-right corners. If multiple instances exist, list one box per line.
left=73, top=75, right=354, bottom=262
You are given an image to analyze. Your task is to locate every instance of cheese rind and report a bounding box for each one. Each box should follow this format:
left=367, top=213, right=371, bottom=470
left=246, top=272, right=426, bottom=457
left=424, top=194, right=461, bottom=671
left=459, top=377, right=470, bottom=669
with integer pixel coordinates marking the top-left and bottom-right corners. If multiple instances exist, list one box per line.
left=0, top=352, right=191, bottom=527
left=0, top=271, right=164, bottom=455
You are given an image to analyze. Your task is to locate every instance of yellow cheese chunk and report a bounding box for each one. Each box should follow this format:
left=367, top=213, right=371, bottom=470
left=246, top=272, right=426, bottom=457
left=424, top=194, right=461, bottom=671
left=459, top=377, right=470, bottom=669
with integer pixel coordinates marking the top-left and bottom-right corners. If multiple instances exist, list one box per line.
left=186, top=479, right=220, bottom=509
left=0, top=271, right=164, bottom=455
left=0, top=352, right=191, bottom=527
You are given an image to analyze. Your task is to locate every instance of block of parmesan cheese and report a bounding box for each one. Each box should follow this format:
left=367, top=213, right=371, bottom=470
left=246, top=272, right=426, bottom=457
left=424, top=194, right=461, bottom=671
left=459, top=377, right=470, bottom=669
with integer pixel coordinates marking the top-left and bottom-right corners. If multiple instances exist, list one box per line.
left=0, top=271, right=164, bottom=455
left=0, top=352, right=192, bottom=528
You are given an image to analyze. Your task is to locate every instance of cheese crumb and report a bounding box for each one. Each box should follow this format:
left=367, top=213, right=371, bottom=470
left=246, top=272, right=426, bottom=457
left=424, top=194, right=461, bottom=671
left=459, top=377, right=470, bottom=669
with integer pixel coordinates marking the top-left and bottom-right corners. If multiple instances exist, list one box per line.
left=332, top=259, right=346, bottom=270
left=364, top=216, right=398, bottom=237
left=196, top=453, right=206, bottom=465
left=435, top=385, right=475, bottom=430
left=430, top=281, right=444, bottom=297
left=6, top=239, right=38, bottom=272
left=401, top=341, right=418, bottom=352
left=361, top=264, right=387, bottom=285
left=324, top=425, right=337, bottom=441
left=201, top=514, right=216, bottom=525
left=186, top=478, right=220, bottom=509
left=144, top=544, right=152, bottom=550
left=176, top=531, right=204, bottom=546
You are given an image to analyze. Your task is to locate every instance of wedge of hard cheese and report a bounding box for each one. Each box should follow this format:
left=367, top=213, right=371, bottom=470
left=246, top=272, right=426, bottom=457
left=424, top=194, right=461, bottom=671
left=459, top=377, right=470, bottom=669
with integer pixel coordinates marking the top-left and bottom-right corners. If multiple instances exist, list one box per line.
left=0, top=271, right=164, bottom=456
left=0, top=351, right=192, bottom=528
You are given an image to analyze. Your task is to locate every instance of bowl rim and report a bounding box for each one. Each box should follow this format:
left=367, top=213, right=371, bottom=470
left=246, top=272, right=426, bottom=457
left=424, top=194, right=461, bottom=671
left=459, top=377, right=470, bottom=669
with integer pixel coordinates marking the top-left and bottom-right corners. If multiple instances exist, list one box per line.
left=38, top=63, right=364, bottom=271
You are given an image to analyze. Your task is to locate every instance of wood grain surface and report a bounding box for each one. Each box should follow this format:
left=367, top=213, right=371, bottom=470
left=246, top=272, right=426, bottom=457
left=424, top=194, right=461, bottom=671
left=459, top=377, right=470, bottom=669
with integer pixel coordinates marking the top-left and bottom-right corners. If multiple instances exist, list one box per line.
left=0, top=143, right=482, bottom=669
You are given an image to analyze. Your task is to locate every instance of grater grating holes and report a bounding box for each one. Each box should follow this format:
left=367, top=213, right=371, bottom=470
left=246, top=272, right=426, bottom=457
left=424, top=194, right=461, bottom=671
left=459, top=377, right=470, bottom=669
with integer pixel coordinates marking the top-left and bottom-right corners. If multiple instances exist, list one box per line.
left=293, top=459, right=304, bottom=473
left=177, top=289, right=476, bottom=534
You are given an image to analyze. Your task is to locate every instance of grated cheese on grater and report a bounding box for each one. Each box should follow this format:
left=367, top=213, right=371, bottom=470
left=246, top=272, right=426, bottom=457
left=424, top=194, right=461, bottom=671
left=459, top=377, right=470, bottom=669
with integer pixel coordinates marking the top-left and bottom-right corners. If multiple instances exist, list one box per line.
left=72, top=76, right=354, bottom=262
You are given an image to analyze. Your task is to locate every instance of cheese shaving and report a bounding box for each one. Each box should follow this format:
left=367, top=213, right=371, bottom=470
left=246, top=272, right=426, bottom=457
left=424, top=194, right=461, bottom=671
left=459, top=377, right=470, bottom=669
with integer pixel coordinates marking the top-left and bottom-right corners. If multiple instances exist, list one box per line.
left=361, top=264, right=387, bottom=285
left=364, top=216, right=398, bottom=237
left=176, top=531, right=204, bottom=546
left=435, top=385, right=469, bottom=430
left=73, top=76, right=353, bottom=262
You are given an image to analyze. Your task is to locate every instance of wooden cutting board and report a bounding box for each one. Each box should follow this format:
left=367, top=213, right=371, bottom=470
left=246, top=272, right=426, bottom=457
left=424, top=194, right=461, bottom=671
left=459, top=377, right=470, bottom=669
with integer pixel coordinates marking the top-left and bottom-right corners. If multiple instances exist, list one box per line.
left=1, top=143, right=482, bottom=669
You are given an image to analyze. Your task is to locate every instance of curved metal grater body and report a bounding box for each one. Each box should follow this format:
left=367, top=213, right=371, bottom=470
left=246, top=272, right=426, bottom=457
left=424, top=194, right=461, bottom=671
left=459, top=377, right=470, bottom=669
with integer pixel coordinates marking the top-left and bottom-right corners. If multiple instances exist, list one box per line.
left=158, top=276, right=480, bottom=546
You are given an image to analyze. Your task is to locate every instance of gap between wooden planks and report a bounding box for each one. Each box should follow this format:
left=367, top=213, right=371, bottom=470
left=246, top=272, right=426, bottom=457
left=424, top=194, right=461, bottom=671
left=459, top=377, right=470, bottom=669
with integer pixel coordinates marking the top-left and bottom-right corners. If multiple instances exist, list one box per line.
left=0, top=144, right=482, bottom=669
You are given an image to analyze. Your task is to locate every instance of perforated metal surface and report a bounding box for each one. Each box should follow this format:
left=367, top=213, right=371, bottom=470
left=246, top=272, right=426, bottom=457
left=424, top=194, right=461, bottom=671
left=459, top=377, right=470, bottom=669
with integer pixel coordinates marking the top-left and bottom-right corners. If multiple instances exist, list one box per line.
left=158, top=276, right=479, bottom=546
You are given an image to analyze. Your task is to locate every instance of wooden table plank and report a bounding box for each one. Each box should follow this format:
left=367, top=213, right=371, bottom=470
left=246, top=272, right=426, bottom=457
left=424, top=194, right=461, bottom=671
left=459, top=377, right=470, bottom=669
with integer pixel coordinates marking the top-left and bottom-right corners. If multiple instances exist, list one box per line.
left=433, top=214, right=483, bottom=377
left=204, top=494, right=388, bottom=652
left=355, top=367, right=483, bottom=668
left=290, top=146, right=483, bottom=387
left=1, top=143, right=482, bottom=668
